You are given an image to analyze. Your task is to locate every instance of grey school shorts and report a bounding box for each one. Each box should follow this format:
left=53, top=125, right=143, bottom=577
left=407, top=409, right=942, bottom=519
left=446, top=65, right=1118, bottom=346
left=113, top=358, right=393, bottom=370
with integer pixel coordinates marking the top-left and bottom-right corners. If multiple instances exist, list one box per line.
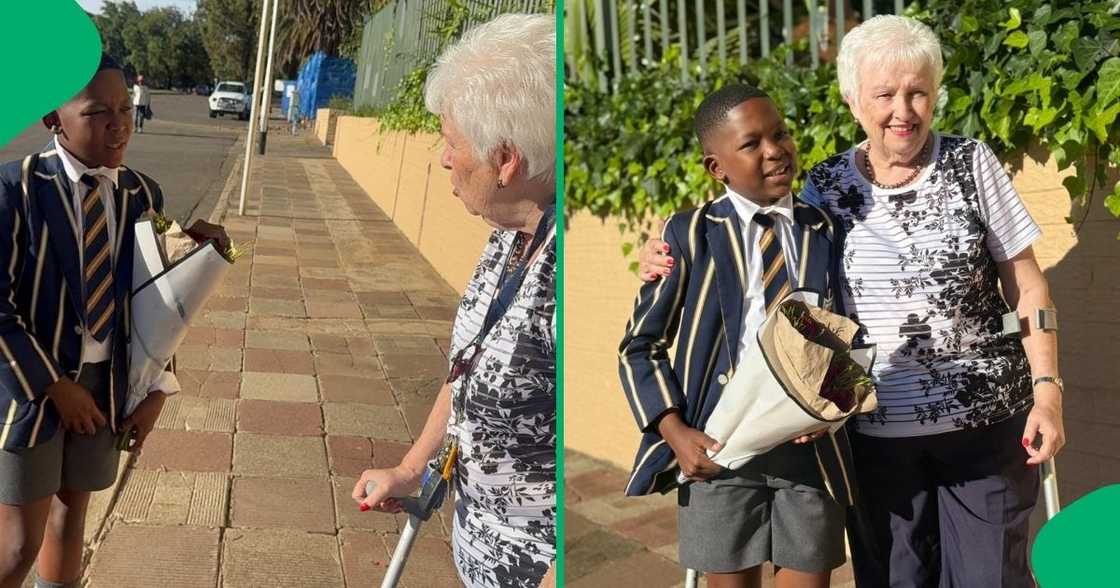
left=0, top=362, right=120, bottom=505
left=677, top=440, right=846, bottom=574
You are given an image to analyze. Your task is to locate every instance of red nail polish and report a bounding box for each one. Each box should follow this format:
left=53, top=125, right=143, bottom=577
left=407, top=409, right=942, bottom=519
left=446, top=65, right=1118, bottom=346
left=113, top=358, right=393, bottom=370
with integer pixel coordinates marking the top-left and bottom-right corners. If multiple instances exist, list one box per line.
left=662, top=245, right=670, bottom=253
left=359, top=503, right=370, bottom=512
left=1022, top=438, right=1030, bottom=448
left=666, top=258, right=674, bottom=266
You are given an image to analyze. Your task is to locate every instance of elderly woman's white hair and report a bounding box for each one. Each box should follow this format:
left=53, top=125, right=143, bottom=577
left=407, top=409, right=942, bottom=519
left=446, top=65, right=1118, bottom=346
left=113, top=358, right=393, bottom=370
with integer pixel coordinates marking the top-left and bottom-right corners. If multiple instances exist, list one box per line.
left=837, top=15, right=944, bottom=103
left=425, top=13, right=556, bottom=184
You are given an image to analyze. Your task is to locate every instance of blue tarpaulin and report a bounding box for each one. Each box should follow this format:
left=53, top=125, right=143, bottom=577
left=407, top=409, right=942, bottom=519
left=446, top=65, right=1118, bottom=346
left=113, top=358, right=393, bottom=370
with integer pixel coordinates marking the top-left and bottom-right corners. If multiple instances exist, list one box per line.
left=295, top=52, right=356, bottom=120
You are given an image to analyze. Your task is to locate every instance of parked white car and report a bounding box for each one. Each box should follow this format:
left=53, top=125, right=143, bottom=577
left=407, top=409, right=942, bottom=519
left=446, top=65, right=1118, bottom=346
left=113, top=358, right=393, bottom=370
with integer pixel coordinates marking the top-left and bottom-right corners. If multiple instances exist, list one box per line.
left=208, top=82, right=251, bottom=120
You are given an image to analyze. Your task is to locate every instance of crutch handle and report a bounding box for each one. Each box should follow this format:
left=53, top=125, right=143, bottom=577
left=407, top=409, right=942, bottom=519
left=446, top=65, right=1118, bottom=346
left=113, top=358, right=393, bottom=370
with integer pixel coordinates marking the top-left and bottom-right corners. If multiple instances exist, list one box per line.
left=364, top=481, right=431, bottom=520
left=364, top=474, right=447, bottom=521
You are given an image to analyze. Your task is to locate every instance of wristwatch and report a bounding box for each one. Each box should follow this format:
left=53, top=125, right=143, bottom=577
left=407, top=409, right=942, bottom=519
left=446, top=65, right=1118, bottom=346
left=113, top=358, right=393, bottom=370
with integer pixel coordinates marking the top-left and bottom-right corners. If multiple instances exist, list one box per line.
left=1032, top=376, right=1064, bottom=392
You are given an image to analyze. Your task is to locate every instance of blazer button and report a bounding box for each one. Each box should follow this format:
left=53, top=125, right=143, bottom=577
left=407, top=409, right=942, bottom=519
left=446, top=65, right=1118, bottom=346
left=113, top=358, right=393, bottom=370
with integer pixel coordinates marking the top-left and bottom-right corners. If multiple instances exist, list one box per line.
left=717, top=373, right=729, bottom=386
left=73, top=325, right=83, bottom=335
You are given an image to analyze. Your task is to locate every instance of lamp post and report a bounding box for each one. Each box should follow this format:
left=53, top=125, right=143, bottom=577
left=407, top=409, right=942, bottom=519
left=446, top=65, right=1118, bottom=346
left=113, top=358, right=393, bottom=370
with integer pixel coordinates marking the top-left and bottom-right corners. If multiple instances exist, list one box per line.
left=238, top=0, right=273, bottom=215
left=257, top=0, right=281, bottom=155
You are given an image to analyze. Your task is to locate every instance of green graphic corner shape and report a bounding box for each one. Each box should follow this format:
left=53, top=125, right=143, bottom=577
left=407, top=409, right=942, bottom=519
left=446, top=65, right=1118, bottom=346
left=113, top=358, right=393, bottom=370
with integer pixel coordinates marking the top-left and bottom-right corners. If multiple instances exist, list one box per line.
left=1032, top=483, right=1120, bottom=587
left=0, top=1, right=102, bottom=146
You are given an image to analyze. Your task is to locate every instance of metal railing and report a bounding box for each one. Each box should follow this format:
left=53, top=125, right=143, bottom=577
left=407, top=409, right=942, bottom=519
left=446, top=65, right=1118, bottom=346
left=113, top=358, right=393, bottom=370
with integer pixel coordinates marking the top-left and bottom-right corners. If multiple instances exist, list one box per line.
left=567, top=0, right=910, bottom=91
left=353, top=0, right=554, bottom=109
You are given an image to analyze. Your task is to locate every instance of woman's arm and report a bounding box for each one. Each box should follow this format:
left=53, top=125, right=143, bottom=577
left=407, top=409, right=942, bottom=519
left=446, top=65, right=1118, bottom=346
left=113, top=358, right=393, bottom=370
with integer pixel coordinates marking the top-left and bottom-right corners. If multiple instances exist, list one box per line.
left=398, top=381, right=453, bottom=477
left=996, top=246, right=1065, bottom=464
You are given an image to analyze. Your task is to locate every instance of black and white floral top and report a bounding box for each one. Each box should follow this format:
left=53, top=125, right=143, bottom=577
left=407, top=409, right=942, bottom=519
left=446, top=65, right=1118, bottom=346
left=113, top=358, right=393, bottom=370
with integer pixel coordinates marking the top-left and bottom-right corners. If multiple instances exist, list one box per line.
left=803, top=134, right=1040, bottom=437
left=447, top=226, right=556, bottom=587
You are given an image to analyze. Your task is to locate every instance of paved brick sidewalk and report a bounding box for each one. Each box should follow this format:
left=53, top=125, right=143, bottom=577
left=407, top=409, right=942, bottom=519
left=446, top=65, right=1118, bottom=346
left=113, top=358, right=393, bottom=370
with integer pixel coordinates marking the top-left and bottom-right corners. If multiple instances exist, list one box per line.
left=72, top=131, right=460, bottom=587
left=566, top=450, right=856, bottom=588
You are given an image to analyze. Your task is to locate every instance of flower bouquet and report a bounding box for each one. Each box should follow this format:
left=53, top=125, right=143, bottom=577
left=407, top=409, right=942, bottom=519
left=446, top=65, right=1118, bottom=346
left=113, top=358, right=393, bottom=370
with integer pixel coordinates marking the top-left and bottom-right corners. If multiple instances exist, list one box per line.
left=125, top=212, right=243, bottom=416
left=694, top=289, right=878, bottom=477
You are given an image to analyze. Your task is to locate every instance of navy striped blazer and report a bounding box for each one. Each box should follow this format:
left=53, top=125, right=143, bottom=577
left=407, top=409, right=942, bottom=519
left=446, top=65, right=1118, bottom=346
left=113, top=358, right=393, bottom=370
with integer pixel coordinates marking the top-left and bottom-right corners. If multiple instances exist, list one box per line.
left=0, top=148, right=165, bottom=449
left=618, top=194, right=859, bottom=503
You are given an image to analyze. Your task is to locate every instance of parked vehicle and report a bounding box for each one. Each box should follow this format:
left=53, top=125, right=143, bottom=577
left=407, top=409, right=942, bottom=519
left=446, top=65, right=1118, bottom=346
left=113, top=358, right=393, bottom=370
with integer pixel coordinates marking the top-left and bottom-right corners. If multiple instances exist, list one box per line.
left=208, top=81, right=251, bottom=120
left=194, top=84, right=211, bottom=95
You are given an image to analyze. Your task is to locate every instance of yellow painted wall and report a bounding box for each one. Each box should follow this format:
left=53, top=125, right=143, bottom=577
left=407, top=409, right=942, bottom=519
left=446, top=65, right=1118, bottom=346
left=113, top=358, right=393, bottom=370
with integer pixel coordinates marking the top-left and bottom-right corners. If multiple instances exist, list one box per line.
left=563, top=214, right=647, bottom=471
left=565, top=150, right=1120, bottom=501
left=315, top=108, right=331, bottom=144
left=330, top=116, right=490, bottom=294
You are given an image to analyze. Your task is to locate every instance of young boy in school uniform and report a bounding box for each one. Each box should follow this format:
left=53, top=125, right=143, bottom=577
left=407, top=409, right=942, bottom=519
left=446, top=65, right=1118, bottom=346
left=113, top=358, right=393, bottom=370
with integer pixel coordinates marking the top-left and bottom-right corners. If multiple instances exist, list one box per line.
left=0, top=54, right=179, bottom=588
left=618, top=84, right=857, bottom=588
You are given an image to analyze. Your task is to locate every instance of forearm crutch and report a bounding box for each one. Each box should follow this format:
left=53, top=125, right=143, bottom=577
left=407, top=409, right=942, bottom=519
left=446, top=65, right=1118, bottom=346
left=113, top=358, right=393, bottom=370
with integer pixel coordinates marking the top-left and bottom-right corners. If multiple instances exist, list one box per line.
left=685, top=567, right=699, bottom=588
left=1041, top=457, right=1061, bottom=519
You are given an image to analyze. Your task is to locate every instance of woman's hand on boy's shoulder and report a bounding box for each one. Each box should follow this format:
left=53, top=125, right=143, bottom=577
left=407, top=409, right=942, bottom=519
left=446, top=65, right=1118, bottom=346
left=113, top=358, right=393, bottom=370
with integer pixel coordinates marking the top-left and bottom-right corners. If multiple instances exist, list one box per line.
left=639, top=237, right=673, bottom=282
left=639, top=220, right=673, bottom=282
left=657, top=410, right=722, bottom=481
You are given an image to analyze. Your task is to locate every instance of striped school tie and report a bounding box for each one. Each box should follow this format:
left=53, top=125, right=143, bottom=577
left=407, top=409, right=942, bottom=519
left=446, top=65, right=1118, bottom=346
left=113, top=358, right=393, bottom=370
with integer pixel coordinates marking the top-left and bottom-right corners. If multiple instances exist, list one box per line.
left=754, top=212, right=791, bottom=314
left=80, top=173, right=115, bottom=342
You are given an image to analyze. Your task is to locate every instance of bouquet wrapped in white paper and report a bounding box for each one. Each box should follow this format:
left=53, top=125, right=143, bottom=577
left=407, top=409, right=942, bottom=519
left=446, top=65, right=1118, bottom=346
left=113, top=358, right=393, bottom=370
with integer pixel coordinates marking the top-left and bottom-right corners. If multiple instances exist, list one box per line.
left=692, top=290, right=878, bottom=480
left=125, top=215, right=239, bottom=416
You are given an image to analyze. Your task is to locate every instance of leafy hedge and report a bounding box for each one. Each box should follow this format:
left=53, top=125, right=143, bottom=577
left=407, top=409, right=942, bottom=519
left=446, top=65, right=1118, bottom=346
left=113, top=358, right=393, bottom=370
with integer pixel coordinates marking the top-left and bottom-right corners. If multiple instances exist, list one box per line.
left=565, top=0, right=1120, bottom=236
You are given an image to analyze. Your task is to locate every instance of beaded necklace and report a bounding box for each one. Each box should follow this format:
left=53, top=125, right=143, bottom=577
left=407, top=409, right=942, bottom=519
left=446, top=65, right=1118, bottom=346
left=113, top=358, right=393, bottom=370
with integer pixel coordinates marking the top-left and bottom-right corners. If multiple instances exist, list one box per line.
left=862, top=137, right=933, bottom=189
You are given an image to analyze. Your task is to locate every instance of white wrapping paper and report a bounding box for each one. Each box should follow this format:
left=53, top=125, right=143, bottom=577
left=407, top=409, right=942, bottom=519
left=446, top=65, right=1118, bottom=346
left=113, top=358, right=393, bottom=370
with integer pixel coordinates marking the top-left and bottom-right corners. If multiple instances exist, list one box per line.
left=125, top=219, right=232, bottom=416
left=682, top=290, right=876, bottom=482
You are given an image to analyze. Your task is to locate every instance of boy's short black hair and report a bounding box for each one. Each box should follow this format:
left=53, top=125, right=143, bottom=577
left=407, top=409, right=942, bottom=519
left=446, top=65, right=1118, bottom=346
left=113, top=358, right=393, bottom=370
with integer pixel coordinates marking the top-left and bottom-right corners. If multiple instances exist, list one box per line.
left=693, top=83, right=772, bottom=148
left=97, top=53, right=122, bottom=73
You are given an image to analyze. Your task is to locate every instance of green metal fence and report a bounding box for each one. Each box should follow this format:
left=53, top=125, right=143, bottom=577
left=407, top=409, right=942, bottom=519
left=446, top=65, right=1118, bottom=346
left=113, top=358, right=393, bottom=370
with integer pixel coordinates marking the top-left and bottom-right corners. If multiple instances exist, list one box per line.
left=353, top=0, right=554, bottom=109
left=567, top=0, right=911, bottom=91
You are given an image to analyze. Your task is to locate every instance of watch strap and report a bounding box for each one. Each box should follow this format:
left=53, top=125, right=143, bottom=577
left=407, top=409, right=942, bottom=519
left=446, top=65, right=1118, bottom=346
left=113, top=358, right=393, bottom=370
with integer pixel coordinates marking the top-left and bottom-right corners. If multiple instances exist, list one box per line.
left=1032, top=376, right=1063, bottom=391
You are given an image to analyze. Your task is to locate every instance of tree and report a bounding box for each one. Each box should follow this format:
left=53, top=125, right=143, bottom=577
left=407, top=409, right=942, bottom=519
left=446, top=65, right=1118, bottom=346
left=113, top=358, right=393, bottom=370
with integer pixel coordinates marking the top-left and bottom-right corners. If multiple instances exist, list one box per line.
left=123, top=7, right=185, bottom=87
left=95, top=1, right=142, bottom=75
left=196, top=0, right=261, bottom=81
left=172, top=19, right=214, bottom=89
left=275, top=0, right=385, bottom=76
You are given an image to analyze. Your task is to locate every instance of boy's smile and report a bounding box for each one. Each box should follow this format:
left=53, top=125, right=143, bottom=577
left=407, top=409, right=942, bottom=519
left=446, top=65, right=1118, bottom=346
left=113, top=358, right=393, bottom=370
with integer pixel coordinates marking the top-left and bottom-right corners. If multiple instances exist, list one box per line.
left=702, top=97, right=798, bottom=205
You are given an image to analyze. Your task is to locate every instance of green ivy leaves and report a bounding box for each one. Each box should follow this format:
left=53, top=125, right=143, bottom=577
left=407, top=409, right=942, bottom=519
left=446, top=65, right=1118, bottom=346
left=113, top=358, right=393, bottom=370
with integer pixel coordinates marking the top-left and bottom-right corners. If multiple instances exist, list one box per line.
left=566, top=0, right=1120, bottom=239
left=377, top=67, right=439, bottom=134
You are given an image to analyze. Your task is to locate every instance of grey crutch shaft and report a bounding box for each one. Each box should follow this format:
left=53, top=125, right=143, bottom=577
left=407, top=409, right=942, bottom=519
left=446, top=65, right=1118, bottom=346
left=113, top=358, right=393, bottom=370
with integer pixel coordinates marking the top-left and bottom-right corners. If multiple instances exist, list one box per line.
left=1041, top=458, right=1061, bottom=519
left=381, top=514, right=421, bottom=588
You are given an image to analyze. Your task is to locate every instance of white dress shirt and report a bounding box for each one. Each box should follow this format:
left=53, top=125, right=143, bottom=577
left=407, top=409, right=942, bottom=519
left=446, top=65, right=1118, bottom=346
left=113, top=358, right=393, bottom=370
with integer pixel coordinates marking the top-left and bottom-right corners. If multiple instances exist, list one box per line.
left=132, top=84, right=151, bottom=107
left=725, top=189, right=800, bottom=368
left=54, top=139, right=180, bottom=395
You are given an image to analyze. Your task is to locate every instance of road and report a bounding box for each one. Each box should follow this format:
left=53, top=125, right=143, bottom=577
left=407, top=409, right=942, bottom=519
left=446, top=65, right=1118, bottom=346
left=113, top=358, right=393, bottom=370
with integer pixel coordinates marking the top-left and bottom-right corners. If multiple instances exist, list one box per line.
left=0, top=91, right=248, bottom=223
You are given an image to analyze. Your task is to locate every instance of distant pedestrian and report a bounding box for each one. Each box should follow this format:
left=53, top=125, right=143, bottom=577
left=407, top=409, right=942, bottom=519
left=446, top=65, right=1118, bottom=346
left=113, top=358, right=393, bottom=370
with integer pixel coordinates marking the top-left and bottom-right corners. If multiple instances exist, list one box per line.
left=131, top=75, right=151, bottom=133
left=287, top=88, right=300, bottom=135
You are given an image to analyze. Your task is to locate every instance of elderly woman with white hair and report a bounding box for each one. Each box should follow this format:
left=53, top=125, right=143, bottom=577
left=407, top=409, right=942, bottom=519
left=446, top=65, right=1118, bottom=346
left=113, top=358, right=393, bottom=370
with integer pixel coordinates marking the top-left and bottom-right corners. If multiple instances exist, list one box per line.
left=352, top=13, right=556, bottom=588
left=640, top=14, right=1064, bottom=587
